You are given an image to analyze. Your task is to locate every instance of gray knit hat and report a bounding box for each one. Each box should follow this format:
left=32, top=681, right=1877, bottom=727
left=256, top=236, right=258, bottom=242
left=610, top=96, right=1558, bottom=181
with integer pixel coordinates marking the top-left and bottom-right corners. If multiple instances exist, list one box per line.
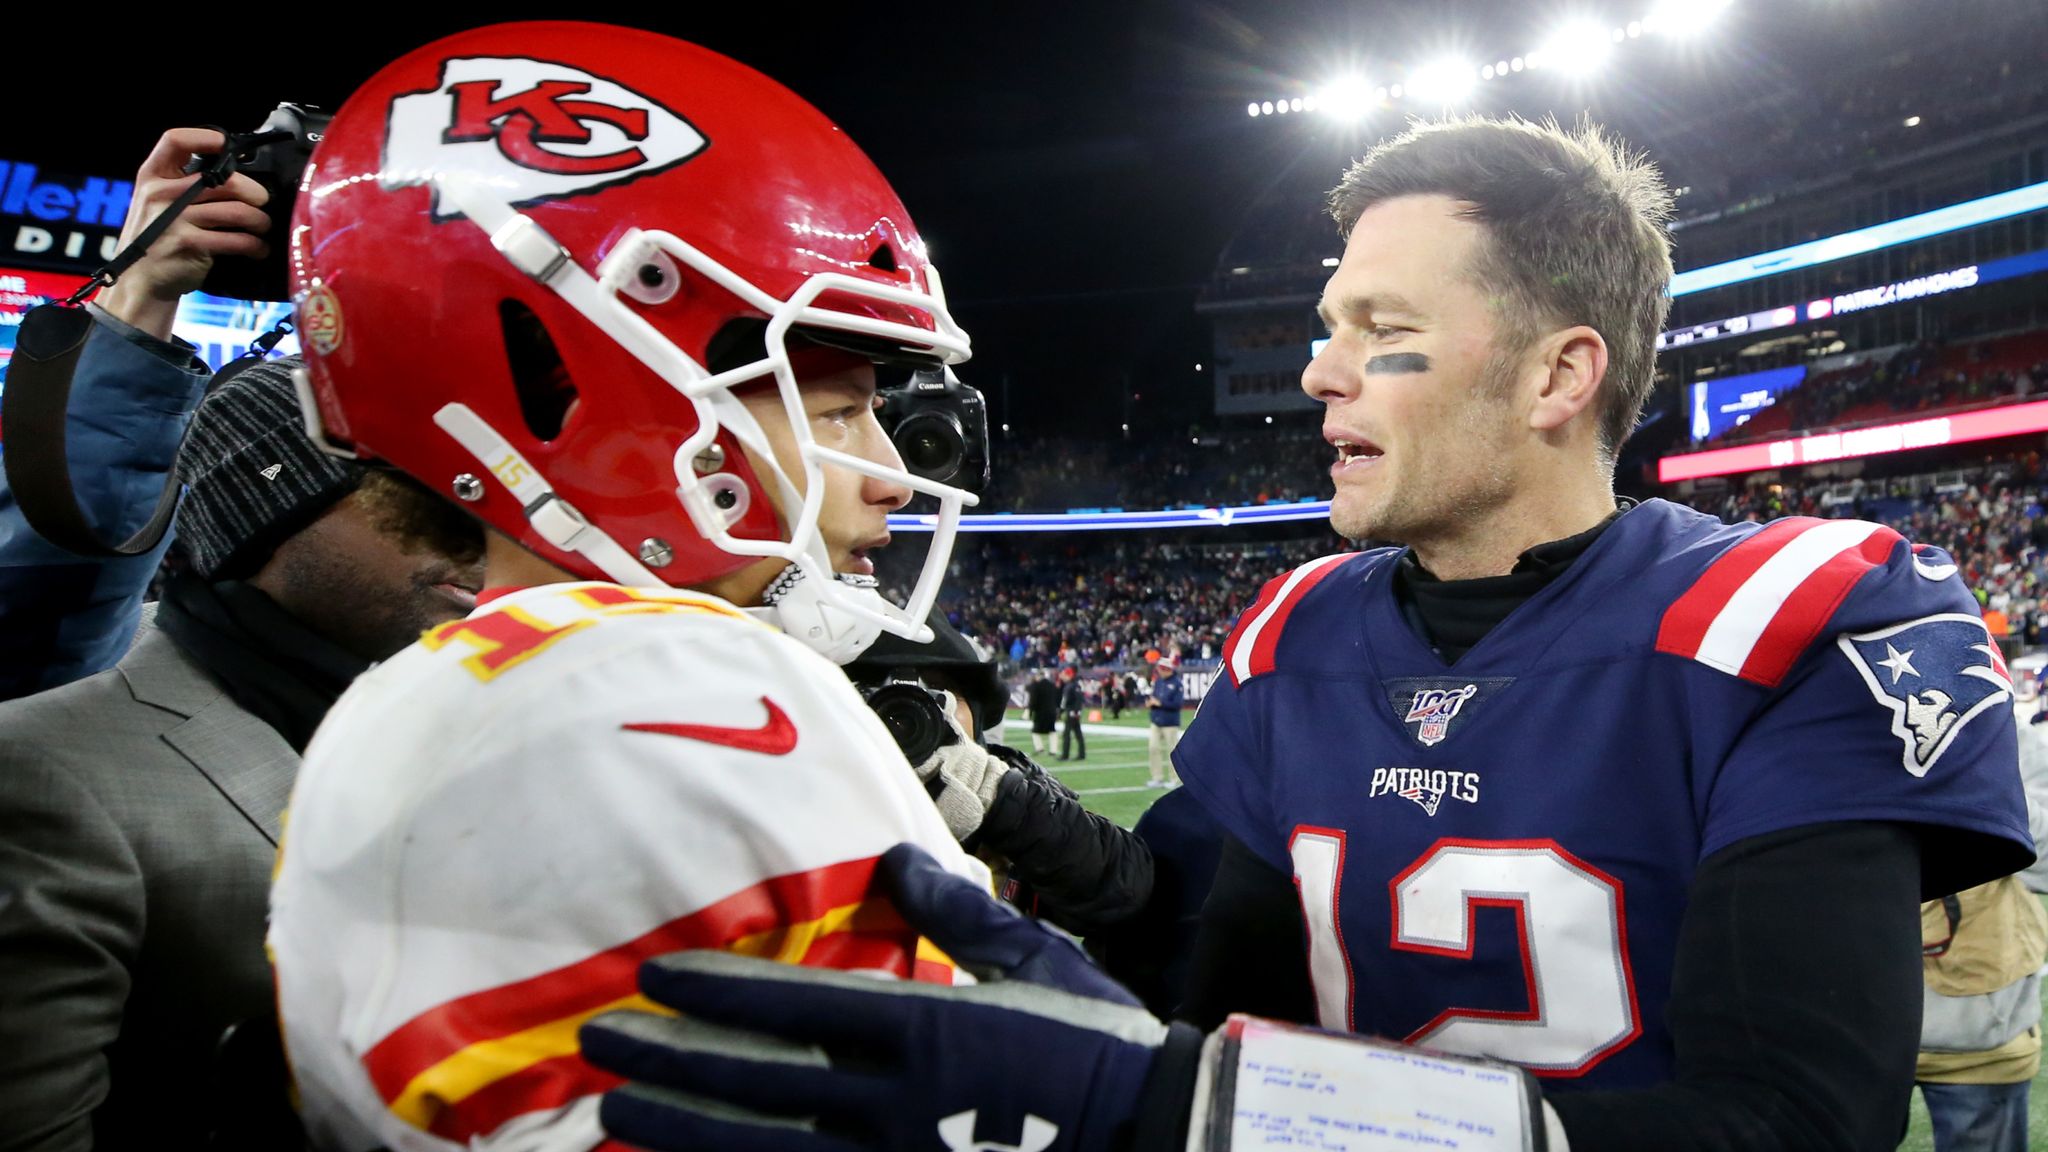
left=175, top=356, right=365, bottom=580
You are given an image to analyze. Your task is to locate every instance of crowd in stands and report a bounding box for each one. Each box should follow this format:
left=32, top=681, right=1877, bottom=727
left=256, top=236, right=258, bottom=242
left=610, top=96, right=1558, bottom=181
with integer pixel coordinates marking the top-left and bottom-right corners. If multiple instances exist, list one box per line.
left=986, top=423, right=1330, bottom=513
left=1699, top=331, right=2048, bottom=448
left=879, top=534, right=1343, bottom=674
left=922, top=437, right=2048, bottom=680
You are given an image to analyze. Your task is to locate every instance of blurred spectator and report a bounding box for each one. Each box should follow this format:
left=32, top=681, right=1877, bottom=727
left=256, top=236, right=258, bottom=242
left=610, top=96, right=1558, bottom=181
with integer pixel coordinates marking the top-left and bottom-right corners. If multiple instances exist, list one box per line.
left=1025, top=669, right=1058, bottom=754
left=1058, top=665, right=1086, bottom=761
left=1910, top=713, right=2048, bottom=1151
left=0, top=361, right=483, bottom=1150
left=1103, top=671, right=1126, bottom=719
left=1146, top=653, right=1186, bottom=788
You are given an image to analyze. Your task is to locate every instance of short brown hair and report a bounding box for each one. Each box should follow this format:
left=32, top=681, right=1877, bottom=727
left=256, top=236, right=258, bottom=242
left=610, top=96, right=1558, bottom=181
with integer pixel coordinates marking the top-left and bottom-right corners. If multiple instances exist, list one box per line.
left=1328, top=116, right=1674, bottom=462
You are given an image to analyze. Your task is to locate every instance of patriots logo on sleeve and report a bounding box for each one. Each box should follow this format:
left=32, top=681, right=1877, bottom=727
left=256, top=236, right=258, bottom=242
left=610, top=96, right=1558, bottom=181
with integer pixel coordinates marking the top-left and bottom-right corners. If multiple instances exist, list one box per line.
left=1838, top=614, right=2012, bottom=777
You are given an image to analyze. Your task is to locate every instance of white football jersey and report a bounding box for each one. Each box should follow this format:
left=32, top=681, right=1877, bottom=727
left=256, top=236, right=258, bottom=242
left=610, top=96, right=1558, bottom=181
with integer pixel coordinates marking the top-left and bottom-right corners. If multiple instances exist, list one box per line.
left=270, top=582, right=985, bottom=1151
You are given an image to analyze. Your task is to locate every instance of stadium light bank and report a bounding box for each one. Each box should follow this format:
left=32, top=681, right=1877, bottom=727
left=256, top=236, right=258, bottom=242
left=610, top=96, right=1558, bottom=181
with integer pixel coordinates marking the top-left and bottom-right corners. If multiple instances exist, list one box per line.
left=1245, top=0, right=1731, bottom=119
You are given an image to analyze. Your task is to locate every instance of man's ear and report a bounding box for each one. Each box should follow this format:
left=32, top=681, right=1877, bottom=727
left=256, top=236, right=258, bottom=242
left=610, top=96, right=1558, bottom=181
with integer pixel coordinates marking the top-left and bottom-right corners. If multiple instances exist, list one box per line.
left=1528, top=325, right=1608, bottom=436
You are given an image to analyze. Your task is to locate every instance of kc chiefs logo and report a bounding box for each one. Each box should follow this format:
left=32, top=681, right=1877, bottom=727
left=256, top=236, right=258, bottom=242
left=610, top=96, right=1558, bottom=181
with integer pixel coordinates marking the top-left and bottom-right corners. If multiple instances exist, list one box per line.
left=385, top=57, right=707, bottom=218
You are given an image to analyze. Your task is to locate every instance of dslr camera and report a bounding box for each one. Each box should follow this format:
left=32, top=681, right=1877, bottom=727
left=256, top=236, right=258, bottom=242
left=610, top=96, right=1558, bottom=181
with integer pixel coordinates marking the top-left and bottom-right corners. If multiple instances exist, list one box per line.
left=193, top=102, right=331, bottom=302
left=876, top=367, right=990, bottom=493
left=856, top=674, right=956, bottom=765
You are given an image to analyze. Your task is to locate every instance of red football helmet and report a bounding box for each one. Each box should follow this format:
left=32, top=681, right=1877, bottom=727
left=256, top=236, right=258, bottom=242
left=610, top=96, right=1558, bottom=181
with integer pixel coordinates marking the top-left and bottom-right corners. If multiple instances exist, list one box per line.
left=289, top=21, right=973, bottom=658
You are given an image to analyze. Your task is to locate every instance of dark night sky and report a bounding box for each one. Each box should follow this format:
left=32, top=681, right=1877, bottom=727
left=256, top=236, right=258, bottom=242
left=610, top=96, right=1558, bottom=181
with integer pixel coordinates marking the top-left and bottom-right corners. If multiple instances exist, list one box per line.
left=11, top=1, right=2036, bottom=435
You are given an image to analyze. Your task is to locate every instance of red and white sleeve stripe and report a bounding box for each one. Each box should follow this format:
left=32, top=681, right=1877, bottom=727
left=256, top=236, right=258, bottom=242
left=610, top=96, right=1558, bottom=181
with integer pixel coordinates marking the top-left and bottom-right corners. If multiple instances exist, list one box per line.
left=1657, top=517, right=1904, bottom=688
left=1224, top=553, right=1354, bottom=687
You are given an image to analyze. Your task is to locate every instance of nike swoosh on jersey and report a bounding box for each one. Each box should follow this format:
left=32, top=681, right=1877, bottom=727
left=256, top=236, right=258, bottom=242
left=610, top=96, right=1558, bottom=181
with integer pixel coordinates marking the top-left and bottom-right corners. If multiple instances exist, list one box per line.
left=623, top=697, right=798, bottom=755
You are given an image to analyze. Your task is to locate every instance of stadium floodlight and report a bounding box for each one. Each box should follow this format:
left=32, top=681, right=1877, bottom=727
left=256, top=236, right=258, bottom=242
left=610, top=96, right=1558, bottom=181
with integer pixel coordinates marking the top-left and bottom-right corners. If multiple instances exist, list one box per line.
left=1247, top=101, right=1261, bottom=117
left=1276, top=99, right=1290, bottom=114
left=1496, top=58, right=1510, bottom=74
left=1627, top=21, right=1642, bottom=37
left=1318, top=75, right=1375, bottom=121
left=1647, top=0, right=1732, bottom=37
left=1405, top=58, right=1475, bottom=105
left=1290, top=97, right=1304, bottom=112
left=1539, top=21, right=1615, bottom=77
left=1904, top=115, right=1921, bottom=127
left=1482, top=65, right=1496, bottom=80
left=1321, top=256, right=1340, bottom=267
left=1261, top=101, right=1275, bottom=114
left=1511, top=56, right=1525, bottom=72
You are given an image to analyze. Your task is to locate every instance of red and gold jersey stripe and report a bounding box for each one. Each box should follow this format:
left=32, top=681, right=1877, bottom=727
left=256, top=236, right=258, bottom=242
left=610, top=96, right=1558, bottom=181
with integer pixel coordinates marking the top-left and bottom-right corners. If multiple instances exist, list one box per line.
left=362, top=857, right=951, bottom=1142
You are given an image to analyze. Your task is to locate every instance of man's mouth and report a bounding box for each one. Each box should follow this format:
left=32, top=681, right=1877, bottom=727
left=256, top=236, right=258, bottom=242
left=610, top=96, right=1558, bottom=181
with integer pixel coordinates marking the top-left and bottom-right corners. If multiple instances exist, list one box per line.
left=1327, top=431, right=1385, bottom=473
left=430, top=574, right=483, bottom=612
left=845, top=534, right=891, bottom=575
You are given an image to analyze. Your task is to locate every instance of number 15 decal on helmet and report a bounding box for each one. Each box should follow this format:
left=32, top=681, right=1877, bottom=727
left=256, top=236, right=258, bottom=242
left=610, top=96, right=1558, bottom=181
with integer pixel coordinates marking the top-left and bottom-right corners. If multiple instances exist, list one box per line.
left=289, top=21, right=975, bottom=660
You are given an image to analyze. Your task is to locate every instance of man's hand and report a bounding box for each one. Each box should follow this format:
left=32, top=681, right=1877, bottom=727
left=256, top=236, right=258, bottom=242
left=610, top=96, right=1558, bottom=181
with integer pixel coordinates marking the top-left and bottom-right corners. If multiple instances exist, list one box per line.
left=580, top=844, right=1201, bottom=1152
left=94, top=129, right=272, bottom=340
left=915, top=690, right=1012, bottom=841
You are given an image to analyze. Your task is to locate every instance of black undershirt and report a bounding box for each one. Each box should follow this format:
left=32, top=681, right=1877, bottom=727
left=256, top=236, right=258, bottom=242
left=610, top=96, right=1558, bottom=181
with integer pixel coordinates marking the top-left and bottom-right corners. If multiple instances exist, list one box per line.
left=1180, top=511, right=1928, bottom=1152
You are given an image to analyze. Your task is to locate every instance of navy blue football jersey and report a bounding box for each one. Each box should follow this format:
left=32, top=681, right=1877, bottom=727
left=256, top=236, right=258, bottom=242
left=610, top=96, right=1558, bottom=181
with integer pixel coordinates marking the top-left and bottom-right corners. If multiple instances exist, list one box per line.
left=1174, top=499, right=2031, bottom=1092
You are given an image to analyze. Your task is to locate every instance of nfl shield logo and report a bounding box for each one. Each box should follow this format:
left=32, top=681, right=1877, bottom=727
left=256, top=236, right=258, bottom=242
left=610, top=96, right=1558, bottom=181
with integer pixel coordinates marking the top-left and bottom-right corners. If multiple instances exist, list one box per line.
left=1404, top=685, right=1478, bottom=747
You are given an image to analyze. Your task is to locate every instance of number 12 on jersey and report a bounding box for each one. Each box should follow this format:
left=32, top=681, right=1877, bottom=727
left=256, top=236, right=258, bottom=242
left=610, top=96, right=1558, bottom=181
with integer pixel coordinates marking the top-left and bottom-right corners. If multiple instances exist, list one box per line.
left=1290, top=828, right=1642, bottom=1076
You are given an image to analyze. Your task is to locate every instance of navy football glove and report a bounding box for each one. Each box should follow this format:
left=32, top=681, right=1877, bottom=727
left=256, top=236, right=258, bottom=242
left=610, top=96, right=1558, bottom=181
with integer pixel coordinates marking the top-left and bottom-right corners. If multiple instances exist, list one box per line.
left=580, top=843, right=1204, bottom=1152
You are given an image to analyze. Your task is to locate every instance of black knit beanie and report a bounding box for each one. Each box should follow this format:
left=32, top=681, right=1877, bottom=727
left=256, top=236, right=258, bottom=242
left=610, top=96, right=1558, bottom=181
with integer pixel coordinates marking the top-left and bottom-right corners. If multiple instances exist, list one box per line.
left=174, top=356, right=365, bottom=580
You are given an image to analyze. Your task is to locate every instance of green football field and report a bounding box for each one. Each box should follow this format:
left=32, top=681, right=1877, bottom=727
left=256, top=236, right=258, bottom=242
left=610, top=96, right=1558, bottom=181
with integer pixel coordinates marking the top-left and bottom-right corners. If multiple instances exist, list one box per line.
left=1001, top=708, right=1176, bottom=829
left=1013, top=708, right=2047, bottom=1149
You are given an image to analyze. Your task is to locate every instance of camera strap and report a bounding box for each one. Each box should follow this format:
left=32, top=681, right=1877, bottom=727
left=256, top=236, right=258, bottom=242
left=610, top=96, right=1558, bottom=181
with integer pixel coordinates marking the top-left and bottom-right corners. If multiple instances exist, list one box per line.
left=1, top=131, right=284, bottom=558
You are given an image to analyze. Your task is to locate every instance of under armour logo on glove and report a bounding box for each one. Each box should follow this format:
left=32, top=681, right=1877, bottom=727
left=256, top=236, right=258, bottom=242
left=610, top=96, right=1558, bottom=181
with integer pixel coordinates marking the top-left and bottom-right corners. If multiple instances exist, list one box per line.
left=938, top=1110, right=1059, bottom=1152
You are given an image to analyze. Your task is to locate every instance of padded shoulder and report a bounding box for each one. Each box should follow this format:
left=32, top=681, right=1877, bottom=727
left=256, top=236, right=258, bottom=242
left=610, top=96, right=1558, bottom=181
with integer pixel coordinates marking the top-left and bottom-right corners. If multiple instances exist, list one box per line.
left=1653, top=514, right=1940, bottom=688
left=1221, top=550, right=1388, bottom=687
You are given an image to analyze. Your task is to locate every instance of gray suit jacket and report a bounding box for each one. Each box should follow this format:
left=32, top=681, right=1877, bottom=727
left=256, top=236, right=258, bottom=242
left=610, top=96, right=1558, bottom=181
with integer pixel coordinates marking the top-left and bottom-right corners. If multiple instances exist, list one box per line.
left=0, top=622, right=297, bottom=1152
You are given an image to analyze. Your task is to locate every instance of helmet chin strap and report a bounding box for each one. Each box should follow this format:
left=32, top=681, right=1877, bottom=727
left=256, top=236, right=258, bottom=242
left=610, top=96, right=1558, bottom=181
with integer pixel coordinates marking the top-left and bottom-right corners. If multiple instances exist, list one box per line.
left=747, top=563, right=894, bottom=665
left=433, top=403, right=664, bottom=587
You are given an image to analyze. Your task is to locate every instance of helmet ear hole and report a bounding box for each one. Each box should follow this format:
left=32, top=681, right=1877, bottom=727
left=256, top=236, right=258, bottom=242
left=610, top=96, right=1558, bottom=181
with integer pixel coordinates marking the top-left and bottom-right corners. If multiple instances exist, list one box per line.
left=867, top=244, right=898, bottom=273
left=700, top=473, right=752, bottom=525
left=499, top=300, right=578, bottom=442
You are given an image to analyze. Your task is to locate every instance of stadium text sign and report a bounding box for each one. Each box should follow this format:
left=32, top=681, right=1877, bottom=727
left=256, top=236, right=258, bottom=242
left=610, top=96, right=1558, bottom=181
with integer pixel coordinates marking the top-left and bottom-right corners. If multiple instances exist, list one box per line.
left=1658, top=247, right=2048, bottom=353
left=1659, top=400, right=2048, bottom=482
left=1809, top=266, right=1979, bottom=319
left=0, top=159, right=131, bottom=274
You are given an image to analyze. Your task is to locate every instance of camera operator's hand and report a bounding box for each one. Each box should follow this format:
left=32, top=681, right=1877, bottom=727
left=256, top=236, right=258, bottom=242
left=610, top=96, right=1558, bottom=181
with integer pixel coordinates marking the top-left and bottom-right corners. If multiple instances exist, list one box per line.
left=914, top=690, right=1011, bottom=841
left=95, top=128, right=272, bottom=341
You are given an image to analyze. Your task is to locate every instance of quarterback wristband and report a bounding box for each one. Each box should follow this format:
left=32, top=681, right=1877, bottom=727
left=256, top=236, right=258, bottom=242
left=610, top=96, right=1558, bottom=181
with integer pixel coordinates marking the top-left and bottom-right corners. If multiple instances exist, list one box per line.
left=1186, top=1015, right=1553, bottom=1152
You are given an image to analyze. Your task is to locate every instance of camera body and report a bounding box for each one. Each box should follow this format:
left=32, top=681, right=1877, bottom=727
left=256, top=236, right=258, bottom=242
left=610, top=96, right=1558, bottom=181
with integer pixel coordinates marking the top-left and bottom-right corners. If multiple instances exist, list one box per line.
left=876, top=367, right=990, bottom=493
left=198, top=102, right=331, bottom=302
left=856, top=674, right=955, bottom=765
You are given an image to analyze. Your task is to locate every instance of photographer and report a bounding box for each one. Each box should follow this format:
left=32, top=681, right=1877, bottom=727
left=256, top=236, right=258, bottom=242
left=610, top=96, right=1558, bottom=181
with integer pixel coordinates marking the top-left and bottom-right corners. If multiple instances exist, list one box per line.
left=0, top=128, right=270, bottom=699
left=848, top=615, right=1153, bottom=935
